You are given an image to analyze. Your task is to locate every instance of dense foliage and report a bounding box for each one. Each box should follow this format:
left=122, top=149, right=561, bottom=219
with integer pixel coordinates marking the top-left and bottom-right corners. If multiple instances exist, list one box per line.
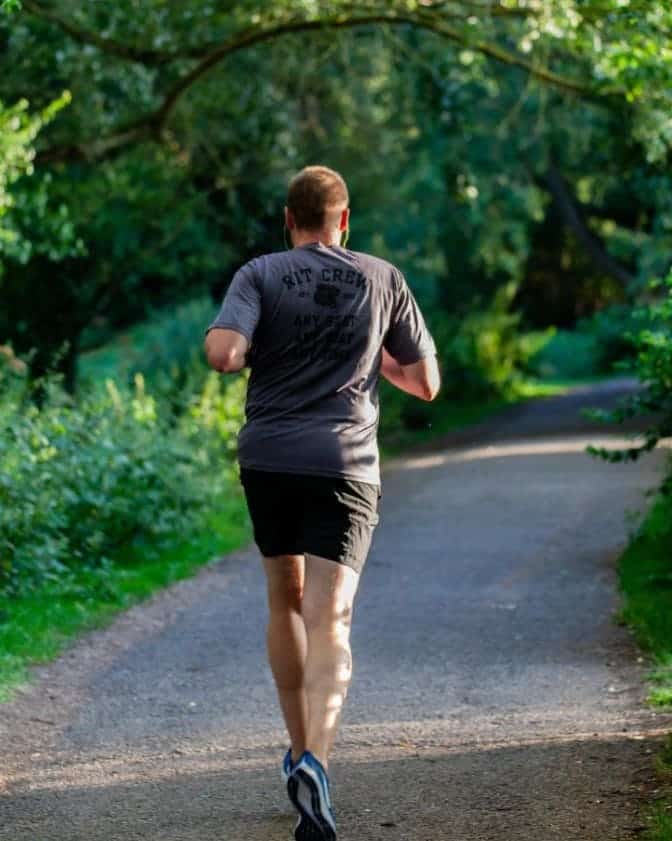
left=0, top=346, right=245, bottom=597
left=1, top=0, right=671, bottom=385
left=588, top=273, right=672, bottom=492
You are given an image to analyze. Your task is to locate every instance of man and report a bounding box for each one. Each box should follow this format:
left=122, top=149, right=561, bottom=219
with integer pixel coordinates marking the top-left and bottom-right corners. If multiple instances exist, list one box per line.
left=204, top=165, right=440, bottom=841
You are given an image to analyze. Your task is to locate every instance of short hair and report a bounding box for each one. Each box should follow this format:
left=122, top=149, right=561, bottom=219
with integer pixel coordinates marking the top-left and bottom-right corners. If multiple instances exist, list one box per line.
left=287, top=165, right=349, bottom=231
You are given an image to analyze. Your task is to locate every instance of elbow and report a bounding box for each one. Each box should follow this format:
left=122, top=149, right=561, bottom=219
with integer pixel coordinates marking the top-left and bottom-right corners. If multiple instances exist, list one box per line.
left=419, top=375, right=441, bottom=401
left=204, top=345, right=244, bottom=373
left=420, top=384, right=440, bottom=402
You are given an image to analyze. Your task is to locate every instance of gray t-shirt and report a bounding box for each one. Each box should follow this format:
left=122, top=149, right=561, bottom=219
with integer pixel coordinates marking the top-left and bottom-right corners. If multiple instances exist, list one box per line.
left=206, top=242, right=436, bottom=485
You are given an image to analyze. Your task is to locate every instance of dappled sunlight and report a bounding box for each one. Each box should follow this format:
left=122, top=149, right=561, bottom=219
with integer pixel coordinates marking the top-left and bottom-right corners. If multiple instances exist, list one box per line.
left=2, top=730, right=669, bottom=840
left=390, top=436, right=672, bottom=473
left=7, top=713, right=672, bottom=795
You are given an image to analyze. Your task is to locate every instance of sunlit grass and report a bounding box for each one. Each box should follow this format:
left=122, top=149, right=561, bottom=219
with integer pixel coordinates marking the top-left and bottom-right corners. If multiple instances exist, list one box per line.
left=650, top=660, right=672, bottom=707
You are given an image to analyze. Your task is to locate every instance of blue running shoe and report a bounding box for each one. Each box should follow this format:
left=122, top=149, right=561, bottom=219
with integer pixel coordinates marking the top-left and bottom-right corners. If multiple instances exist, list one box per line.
left=281, top=748, right=294, bottom=785
left=287, top=751, right=336, bottom=841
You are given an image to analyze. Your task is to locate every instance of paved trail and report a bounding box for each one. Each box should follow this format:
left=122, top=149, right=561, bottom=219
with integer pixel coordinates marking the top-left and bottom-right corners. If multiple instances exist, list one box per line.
left=2, top=380, right=671, bottom=841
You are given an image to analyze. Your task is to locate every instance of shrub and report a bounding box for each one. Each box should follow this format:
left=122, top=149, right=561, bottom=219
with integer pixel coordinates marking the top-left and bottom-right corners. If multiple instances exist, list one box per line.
left=529, top=329, right=601, bottom=380
left=379, top=284, right=552, bottom=441
left=584, top=304, right=641, bottom=373
left=0, top=358, right=245, bottom=598
left=78, top=297, right=217, bottom=413
left=530, top=304, right=641, bottom=381
left=588, top=273, right=672, bottom=494
left=430, top=283, right=553, bottom=400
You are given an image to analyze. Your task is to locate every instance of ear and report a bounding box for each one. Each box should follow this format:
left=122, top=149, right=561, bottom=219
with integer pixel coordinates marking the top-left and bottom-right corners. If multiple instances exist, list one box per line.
left=339, top=207, right=350, bottom=231
left=284, top=206, right=296, bottom=230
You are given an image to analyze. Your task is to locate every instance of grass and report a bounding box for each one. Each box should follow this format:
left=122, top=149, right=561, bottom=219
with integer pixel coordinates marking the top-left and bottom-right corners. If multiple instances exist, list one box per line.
left=617, top=490, right=672, bottom=841
left=645, top=730, right=672, bottom=841
left=0, top=489, right=251, bottom=703
left=618, top=492, right=672, bottom=707
left=642, top=745, right=672, bottom=841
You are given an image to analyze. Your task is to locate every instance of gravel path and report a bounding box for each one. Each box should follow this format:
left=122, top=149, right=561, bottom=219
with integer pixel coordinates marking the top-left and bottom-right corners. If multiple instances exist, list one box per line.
left=1, top=380, right=671, bottom=841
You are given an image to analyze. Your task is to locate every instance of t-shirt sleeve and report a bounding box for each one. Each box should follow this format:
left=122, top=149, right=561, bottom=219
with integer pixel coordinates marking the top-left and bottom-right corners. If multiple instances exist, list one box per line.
left=205, top=260, right=262, bottom=343
left=383, top=270, right=437, bottom=365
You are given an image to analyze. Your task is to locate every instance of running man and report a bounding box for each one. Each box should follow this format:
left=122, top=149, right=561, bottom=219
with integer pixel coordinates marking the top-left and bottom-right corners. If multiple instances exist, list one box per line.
left=204, top=165, right=440, bottom=840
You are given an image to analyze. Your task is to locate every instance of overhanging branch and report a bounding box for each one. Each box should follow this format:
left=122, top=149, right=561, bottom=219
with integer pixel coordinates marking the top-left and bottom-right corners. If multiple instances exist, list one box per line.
left=35, top=12, right=601, bottom=165
left=22, top=1, right=536, bottom=67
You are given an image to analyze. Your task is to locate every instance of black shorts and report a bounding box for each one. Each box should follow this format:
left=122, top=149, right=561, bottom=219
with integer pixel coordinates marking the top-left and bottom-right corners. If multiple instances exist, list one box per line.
left=239, top=468, right=381, bottom=574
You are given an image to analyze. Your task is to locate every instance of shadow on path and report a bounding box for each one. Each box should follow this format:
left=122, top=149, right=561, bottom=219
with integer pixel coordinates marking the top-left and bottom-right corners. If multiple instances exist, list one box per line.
left=418, top=378, right=649, bottom=454
left=0, top=734, right=663, bottom=841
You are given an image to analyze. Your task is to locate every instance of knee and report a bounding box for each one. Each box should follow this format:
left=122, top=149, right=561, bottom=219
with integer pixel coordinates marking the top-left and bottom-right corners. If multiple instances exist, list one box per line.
left=302, top=600, right=353, bottom=638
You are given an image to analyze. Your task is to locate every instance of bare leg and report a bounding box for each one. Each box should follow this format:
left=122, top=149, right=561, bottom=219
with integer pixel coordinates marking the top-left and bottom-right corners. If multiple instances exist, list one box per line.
left=302, top=553, right=360, bottom=769
left=262, top=554, right=308, bottom=761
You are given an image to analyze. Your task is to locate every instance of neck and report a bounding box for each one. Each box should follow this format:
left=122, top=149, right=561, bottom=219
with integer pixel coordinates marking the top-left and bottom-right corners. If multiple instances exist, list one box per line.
left=291, top=228, right=341, bottom=248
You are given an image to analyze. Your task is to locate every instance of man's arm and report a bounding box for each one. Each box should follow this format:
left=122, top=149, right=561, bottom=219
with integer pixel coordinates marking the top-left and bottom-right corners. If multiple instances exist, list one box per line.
left=204, top=327, right=249, bottom=373
left=381, top=348, right=441, bottom=402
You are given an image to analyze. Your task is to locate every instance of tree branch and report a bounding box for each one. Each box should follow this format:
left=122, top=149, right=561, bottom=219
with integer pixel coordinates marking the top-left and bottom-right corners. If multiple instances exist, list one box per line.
left=35, top=12, right=600, bottom=165
left=425, top=28, right=593, bottom=96
left=22, top=1, right=536, bottom=68
left=36, top=119, right=157, bottom=164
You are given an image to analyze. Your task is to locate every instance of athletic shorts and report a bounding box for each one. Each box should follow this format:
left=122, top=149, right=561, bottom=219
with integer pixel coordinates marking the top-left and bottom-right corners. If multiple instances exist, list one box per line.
left=239, top=468, right=381, bottom=574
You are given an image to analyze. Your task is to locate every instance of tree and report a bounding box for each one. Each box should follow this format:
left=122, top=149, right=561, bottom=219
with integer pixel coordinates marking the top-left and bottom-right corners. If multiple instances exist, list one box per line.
left=2, top=1, right=672, bottom=385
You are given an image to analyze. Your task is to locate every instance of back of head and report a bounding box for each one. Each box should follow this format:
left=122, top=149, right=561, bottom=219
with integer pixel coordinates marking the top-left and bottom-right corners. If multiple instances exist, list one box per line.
left=287, top=165, right=349, bottom=231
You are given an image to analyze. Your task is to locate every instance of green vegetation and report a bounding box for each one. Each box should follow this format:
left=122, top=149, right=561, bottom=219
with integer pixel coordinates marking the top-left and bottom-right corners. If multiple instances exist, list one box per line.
left=0, top=343, right=246, bottom=597
left=3, top=1, right=672, bottom=388
left=619, top=493, right=672, bottom=707
left=0, top=498, right=250, bottom=702
left=617, top=491, right=672, bottom=841
left=588, top=274, right=672, bottom=484
left=531, top=305, right=641, bottom=382
left=643, top=807, right=672, bottom=841
left=0, top=333, right=250, bottom=700
left=607, top=270, right=672, bottom=834
left=652, top=741, right=672, bottom=841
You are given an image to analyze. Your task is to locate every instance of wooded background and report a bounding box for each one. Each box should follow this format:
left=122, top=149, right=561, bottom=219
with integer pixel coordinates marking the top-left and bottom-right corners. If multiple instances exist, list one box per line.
left=1, top=0, right=671, bottom=597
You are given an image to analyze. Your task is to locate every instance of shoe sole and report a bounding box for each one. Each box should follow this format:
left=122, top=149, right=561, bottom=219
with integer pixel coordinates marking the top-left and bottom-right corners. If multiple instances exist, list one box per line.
left=288, top=768, right=336, bottom=841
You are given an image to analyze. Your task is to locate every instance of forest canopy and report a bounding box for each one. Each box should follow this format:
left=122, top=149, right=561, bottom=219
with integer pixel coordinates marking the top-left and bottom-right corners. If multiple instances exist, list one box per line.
left=0, top=0, right=671, bottom=383
left=2, top=0, right=672, bottom=600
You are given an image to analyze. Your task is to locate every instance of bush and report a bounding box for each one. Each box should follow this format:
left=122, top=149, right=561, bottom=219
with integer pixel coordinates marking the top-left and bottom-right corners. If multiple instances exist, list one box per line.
left=78, top=297, right=217, bottom=412
left=588, top=273, right=672, bottom=494
left=584, top=304, right=641, bottom=373
left=379, top=284, right=552, bottom=441
left=530, top=304, right=641, bottom=381
left=428, top=283, right=552, bottom=400
left=0, top=355, right=245, bottom=598
left=529, top=329, right=601, bottom=380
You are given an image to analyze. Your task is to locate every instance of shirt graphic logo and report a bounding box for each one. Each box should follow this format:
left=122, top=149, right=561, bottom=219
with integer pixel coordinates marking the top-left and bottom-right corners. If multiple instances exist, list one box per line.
left=314, top=283, right=341, bottom=308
